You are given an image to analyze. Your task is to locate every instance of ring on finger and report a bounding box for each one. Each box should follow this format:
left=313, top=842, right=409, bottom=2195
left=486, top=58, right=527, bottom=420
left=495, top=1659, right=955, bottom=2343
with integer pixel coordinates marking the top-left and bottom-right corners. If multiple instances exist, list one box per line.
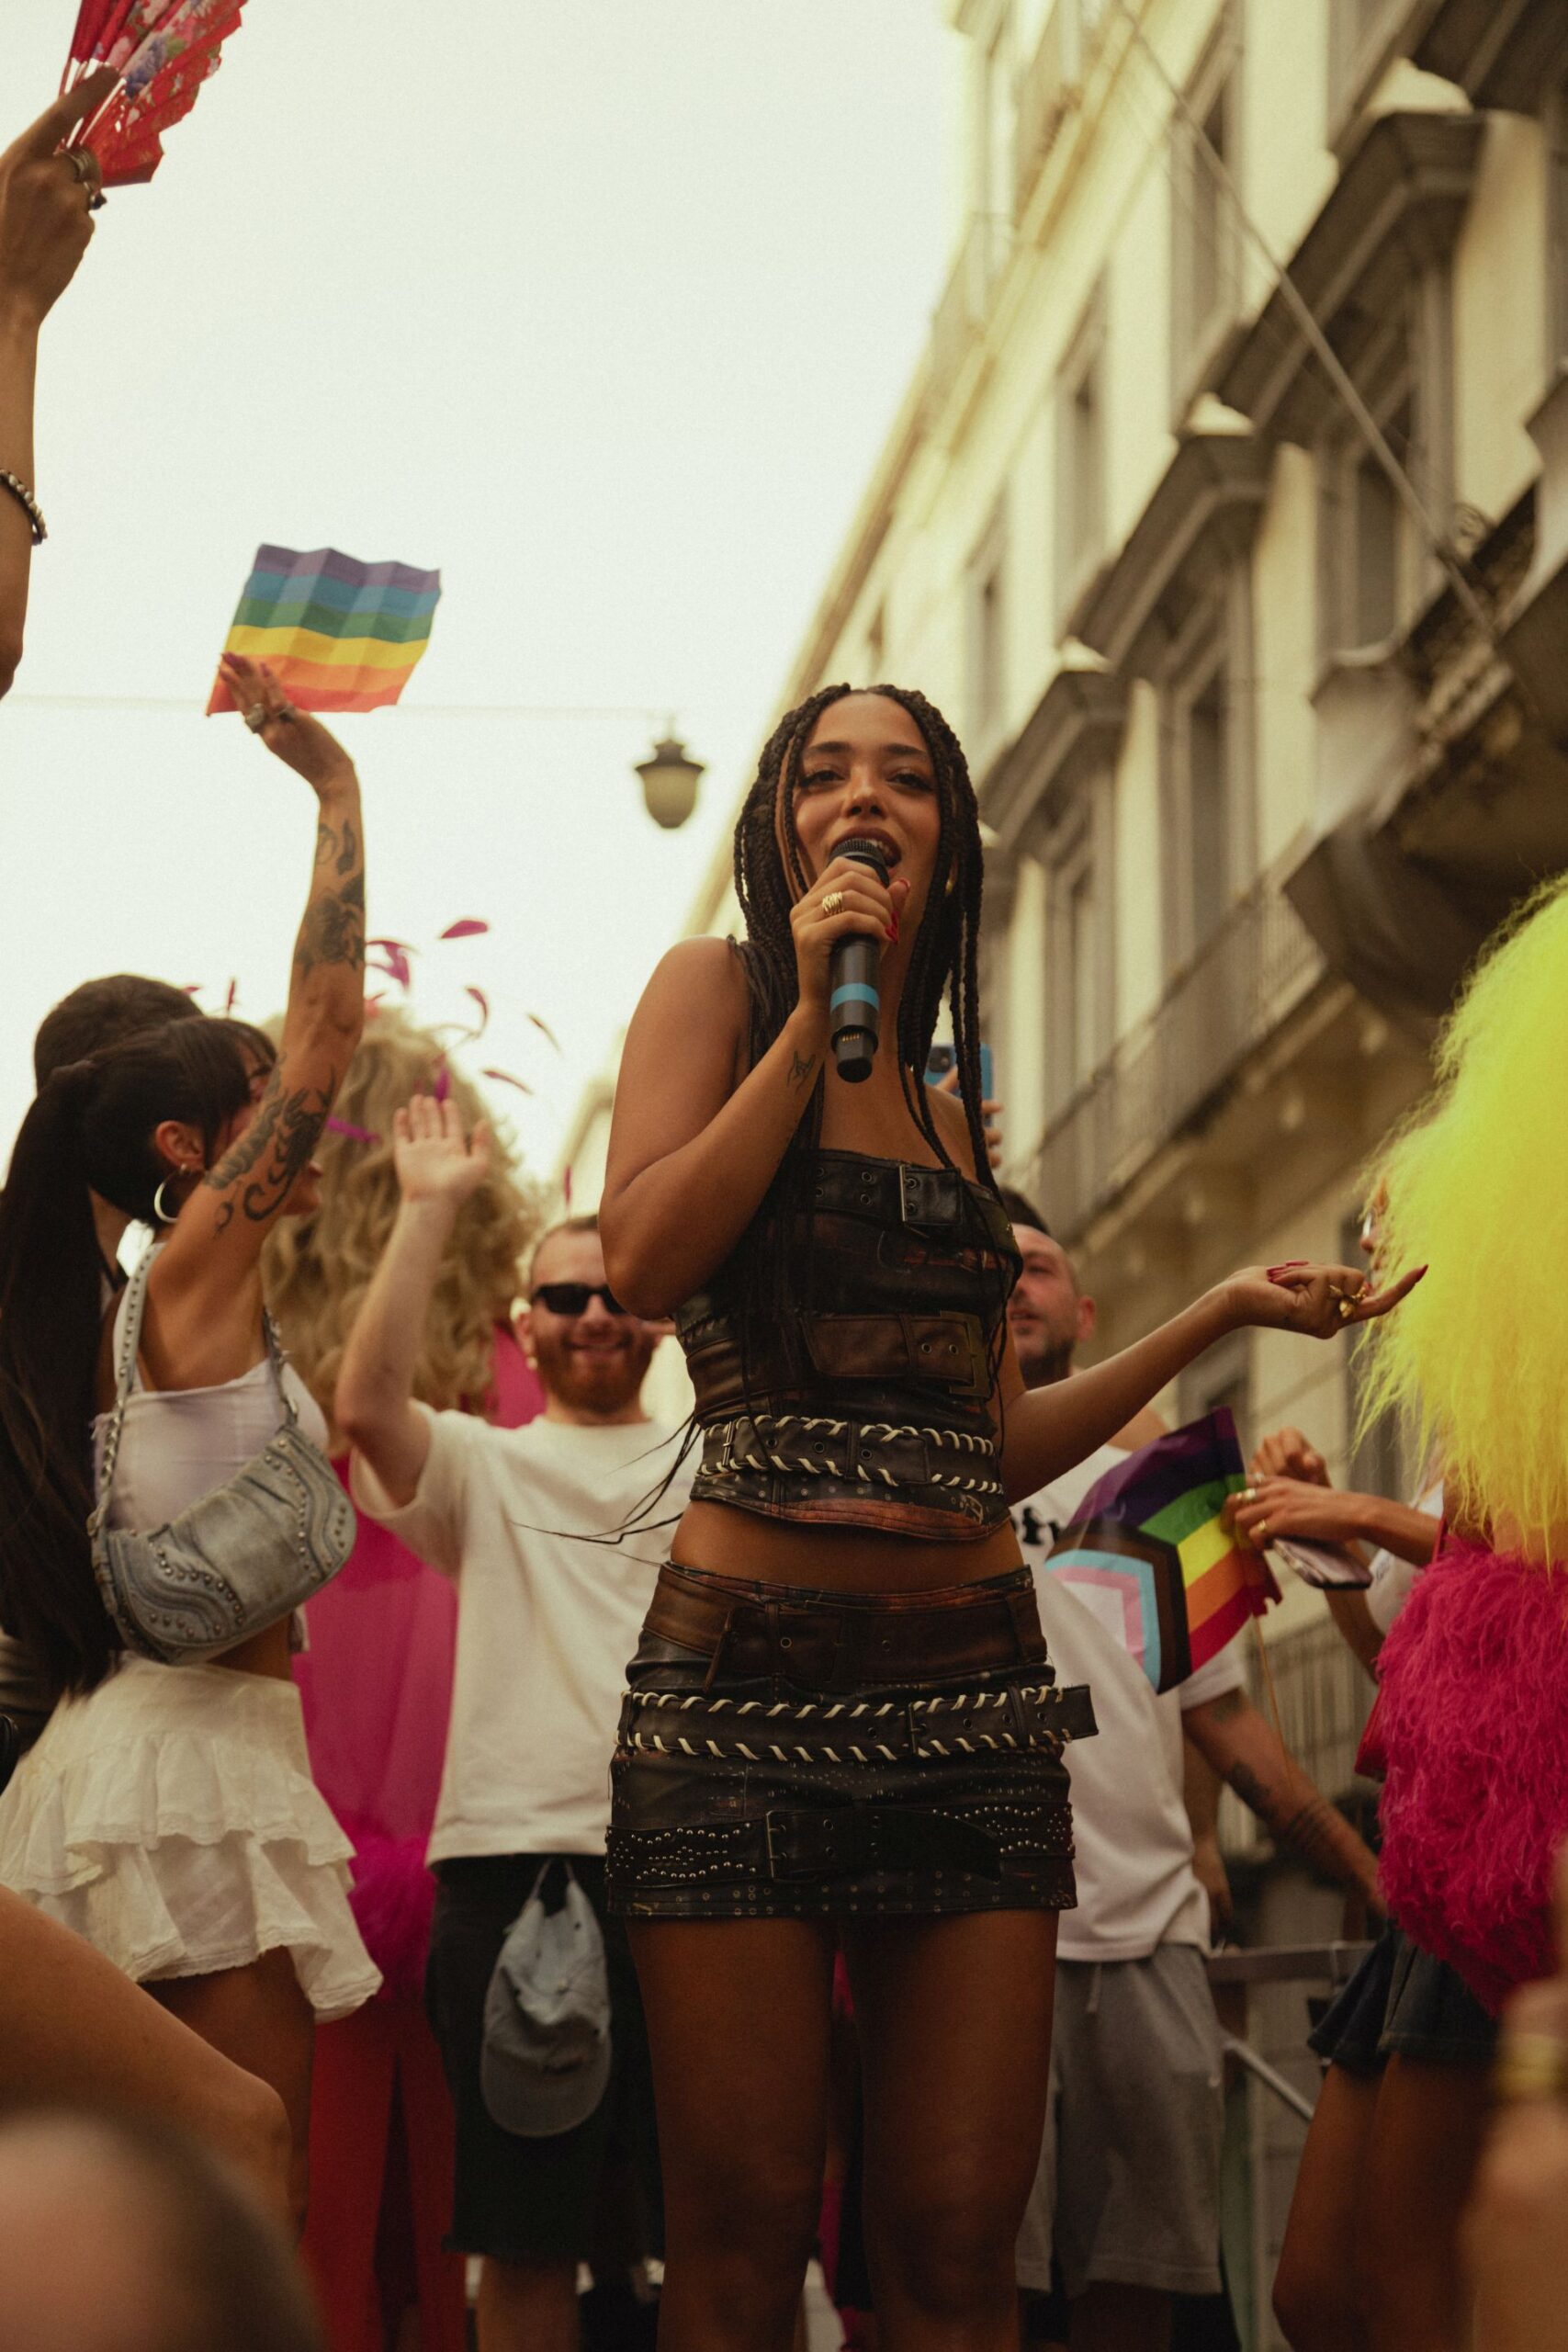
left=243, top=703, right=272, bottom=733
left=821, top=890, right=845, bottom=918
left=1256, top=1518, right=1270, bottom=1544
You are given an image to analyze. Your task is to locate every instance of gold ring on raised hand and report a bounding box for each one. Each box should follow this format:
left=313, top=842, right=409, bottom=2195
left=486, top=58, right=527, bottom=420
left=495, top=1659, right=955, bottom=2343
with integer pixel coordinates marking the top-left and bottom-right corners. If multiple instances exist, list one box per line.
left=821, top=890, right=845, bottom=918
left=1495, top=2031, right=1568, bottom=2105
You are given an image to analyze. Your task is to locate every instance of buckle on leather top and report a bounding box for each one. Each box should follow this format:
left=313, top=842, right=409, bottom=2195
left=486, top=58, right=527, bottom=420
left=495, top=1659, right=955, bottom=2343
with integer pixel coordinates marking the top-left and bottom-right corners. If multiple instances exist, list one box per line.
left=898, top=1163, right=962, bottom=1228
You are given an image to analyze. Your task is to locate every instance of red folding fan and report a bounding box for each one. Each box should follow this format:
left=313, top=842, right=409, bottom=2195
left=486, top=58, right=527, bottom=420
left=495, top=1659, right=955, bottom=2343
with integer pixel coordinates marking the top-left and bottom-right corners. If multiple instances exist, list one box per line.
left=61, top=0, right=249, bottom=188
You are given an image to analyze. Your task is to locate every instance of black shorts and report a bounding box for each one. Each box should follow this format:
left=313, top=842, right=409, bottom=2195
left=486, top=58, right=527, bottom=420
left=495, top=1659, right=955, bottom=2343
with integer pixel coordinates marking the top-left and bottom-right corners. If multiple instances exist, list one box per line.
left=606, top=1564, right=1091, bottom=1922
left=425, top=1853, right=661, bottom=2265
left=1308, top=1924, right=1499, bottom=2075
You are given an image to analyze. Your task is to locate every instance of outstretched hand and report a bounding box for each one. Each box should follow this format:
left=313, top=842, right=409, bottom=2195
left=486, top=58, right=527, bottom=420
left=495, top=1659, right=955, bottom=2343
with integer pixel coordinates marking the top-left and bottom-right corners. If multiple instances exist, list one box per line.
left=1218, top=1260, right=1426, bottom=1340
left=220, top=653, right=356, bottom=800
left=393, top=1093, right=492, bottom=1211
left=0, top=76, right=116, bottom=328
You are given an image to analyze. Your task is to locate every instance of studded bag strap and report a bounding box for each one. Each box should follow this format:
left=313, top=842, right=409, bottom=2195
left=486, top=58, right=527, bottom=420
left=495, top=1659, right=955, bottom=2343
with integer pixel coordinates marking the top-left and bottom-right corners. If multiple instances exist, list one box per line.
left=89, top=1249, right=152, bottom=1540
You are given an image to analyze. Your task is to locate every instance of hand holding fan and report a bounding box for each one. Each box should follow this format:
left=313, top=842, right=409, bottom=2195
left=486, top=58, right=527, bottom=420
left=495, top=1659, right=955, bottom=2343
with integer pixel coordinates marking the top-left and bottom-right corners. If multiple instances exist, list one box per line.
left=60, top=0, right=249, bottom=189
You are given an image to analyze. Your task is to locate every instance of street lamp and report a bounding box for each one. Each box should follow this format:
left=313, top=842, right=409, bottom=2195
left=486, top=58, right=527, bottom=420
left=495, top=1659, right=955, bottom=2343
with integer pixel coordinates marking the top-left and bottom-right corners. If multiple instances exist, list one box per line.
left=635, top=729, right=705, bottom=830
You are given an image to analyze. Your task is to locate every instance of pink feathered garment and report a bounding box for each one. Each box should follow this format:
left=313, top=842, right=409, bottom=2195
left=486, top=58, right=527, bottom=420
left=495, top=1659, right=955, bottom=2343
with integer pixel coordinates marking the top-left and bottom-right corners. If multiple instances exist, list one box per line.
left=1375, top=1534, right=1568, bottom=2014
left=293, top=1327, right=542, bottom=1992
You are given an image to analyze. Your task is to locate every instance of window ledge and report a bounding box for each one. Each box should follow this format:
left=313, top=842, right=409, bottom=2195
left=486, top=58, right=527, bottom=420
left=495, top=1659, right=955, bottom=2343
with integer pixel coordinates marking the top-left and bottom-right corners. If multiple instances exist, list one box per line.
left=1214, top=111, right=1483, bottom=446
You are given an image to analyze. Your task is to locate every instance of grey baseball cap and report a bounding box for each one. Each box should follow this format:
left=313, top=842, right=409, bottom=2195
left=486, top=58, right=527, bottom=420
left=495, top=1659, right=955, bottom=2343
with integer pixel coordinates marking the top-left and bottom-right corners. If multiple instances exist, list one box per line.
left=480, top=1864, right=612, bottom=2139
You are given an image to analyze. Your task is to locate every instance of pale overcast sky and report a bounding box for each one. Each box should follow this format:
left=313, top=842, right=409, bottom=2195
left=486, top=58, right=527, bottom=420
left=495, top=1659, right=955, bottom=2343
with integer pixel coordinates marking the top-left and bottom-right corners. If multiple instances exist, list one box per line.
left=5, top=2, right=959, bottom=1182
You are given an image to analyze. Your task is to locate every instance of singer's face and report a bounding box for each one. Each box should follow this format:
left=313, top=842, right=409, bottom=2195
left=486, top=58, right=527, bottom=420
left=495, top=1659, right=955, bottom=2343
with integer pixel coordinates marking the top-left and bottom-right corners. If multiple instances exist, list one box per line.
left=785, top=693, right=942, bottom=924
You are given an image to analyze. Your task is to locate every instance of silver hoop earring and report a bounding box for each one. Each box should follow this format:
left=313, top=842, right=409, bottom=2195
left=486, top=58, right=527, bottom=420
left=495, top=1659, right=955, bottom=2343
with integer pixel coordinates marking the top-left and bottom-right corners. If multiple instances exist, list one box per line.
left=152, top=1180, right=180, bottom=1227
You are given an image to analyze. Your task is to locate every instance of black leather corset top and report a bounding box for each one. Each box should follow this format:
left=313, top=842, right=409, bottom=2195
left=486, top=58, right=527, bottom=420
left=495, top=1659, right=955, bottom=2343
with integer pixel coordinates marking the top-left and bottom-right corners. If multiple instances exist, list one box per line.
left=676, top=1149, right=1021, bottom=1541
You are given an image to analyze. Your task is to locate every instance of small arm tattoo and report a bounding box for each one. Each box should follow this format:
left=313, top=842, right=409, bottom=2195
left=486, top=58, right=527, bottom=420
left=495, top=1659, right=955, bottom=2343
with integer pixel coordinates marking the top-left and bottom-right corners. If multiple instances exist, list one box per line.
left=787, top=1049, right=817, bottom=1091
left=295, top=871, right=366, bottom=977
left=203, top=1067, right=333, bottom=1230
left=314, top=814, right=360, bottom=877
left=1224, top=1759, right=1357, bottom=1880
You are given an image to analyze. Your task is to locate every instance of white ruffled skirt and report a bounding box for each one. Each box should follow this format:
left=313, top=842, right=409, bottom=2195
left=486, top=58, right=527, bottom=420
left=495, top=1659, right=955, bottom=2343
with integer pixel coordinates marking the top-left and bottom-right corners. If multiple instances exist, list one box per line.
left=0, top=1657, right=381, bottom=2021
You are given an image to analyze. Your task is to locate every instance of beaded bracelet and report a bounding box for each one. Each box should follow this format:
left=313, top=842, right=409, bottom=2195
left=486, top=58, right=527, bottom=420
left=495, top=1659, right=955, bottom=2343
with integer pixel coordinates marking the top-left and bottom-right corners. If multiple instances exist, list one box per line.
left=0, top=470, right=46, bottom=545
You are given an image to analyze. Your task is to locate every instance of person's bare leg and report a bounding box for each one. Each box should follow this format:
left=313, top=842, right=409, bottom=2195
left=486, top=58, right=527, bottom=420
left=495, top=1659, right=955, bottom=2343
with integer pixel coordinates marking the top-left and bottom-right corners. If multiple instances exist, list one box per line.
left=1359, top=2054, right=1491, bottom=2352
left=1067, top=2284, right=1170, bottom=2351
left=846, top=1908, right=1058, bottom=2352
left=0, top=1890, right=289, bottom=2217
left=150, top=1948, right=316, bottom=2233
left=1273, top=2062, right=1379, bottom=2351
left=630, top=1917, right=836, bottom=2352
left=477, top=2255, right=579, bottom=2352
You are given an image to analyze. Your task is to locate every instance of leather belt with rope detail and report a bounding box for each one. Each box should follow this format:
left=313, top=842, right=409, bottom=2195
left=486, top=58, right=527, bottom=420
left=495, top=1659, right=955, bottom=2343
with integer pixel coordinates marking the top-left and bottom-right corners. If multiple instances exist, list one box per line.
left=696, top=1411, right=1005, bottom=1502
left=620, top=1678, right=1098, bottom=1765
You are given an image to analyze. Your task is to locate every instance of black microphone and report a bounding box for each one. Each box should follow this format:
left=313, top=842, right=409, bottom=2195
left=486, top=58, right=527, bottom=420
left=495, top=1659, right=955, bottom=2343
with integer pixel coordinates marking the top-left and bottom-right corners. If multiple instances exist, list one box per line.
left=829, top=837, right=890, bottom=1085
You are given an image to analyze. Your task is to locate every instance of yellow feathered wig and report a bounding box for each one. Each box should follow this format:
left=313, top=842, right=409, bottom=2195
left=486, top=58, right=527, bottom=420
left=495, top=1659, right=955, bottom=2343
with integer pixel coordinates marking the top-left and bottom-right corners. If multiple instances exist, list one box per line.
left=1359, top=870, right=1568, bottom=1551
left=264, top=1009, right=543, bottom=1436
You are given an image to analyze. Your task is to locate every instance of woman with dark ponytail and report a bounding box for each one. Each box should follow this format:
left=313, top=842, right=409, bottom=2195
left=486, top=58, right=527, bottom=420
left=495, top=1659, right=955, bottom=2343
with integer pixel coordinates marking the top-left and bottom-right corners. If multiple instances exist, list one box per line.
left=0, top=651, right=378, bottom=2227
left=600, top=684, right=1421, bottom=2352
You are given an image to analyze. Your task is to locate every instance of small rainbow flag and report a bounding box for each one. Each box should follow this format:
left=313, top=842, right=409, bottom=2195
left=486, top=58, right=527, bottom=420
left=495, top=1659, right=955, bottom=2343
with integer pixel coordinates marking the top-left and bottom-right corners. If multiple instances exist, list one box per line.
left=1043, top=1409, right=1279, bottom=1692
left=208, top=545, right=441, bottom=716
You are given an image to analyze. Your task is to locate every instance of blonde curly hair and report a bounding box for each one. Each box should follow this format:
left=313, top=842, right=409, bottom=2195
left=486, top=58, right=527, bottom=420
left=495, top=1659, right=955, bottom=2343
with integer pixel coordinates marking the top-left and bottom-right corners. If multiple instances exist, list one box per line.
left=264, top=1009, right=543, bottom=1435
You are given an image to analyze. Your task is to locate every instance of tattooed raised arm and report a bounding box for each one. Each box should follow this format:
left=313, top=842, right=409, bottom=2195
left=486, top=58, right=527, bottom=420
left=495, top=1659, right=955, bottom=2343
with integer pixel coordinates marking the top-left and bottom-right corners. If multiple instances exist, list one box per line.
left=203, top=1069, right=335, bottom=1234
left=147, top=657, right=367, bottom=1352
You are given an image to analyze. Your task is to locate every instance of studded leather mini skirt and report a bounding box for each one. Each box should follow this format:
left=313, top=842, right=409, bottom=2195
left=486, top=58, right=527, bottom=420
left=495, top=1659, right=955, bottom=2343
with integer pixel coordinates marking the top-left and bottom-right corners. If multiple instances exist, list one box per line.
left=605, top=1563, right=1096, bottom=1923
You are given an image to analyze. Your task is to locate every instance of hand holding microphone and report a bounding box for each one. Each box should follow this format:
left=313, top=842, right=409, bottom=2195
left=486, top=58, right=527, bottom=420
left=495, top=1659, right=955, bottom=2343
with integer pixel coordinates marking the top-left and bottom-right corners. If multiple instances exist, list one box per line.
left=788, top=842, right=909, bottom=1085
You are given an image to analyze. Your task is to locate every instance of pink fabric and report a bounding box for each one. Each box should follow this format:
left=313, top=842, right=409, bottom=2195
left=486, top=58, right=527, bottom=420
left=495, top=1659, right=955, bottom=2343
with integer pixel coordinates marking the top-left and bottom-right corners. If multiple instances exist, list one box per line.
left=1376, top=1535, right=1568, bottom=2013
left=295, top=1324, right=541, bottom=1993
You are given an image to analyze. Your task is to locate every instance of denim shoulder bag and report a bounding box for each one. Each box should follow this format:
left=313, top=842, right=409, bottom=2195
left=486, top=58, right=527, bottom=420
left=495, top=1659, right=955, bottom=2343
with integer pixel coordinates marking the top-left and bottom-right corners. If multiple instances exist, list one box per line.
left=88, top=1251, right=355, bottom=1664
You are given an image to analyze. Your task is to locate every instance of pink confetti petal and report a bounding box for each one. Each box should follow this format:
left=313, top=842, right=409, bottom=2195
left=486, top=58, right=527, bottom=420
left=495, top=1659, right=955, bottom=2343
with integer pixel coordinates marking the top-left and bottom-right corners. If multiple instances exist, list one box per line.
left=464, top=986, right=491, bottom=1035
left=367, top=939, right=415, bottom=991
left=182, top=983, right=203, bottom=996
left=432, top=1060, right=452, bottom=1103
left=439, top=920, right=491, bottom=941
left=481, top=1067, right=533, bottom=1096
left=562, top=1164, right=572, bottom=1209
left=222, top=978, right=239, bottom=1015
left=526, top=1012, right=561, bottom=1053
left=326, top=1117, right=380, bottom=1144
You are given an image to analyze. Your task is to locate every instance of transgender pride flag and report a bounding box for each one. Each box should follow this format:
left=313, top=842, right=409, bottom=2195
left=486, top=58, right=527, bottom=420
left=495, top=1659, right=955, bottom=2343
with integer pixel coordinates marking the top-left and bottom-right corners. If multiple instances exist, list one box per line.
left=1043, top=1409, right=1279, bottom=1692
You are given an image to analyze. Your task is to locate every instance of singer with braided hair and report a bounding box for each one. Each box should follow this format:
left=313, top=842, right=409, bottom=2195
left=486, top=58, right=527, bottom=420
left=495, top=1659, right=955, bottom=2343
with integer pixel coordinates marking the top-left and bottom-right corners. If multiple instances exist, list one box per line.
left=599, top=683, right=1419, bottom=2352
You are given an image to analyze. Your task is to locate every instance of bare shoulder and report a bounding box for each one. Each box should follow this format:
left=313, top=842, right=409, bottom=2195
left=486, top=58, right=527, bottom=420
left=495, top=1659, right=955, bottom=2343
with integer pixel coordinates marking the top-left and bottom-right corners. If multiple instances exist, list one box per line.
left=924, top=1080, right=982, bottom=1180
left=643, top=936, right=749, bottom=1018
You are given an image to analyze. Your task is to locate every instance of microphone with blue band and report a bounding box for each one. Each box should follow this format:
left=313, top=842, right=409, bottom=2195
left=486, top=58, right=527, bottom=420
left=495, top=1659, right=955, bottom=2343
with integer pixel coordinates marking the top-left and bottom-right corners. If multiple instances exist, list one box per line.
left=829, top=837, right=890, bottom=1085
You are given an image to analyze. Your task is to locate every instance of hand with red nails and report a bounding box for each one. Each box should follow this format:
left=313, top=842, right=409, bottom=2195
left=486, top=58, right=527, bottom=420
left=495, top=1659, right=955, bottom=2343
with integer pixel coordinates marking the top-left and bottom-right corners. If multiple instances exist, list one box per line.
left=1212, top=1259, right=1427, bottom=1341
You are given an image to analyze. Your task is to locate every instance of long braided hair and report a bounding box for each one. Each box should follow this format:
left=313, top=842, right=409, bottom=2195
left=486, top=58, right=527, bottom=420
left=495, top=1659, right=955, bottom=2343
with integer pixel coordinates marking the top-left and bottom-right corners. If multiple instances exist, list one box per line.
left=726, top=682, right=1006, bottom=1389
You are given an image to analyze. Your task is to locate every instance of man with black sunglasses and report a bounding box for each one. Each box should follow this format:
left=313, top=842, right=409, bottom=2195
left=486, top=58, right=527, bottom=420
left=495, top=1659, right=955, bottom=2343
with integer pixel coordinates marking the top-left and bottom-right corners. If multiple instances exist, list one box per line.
left=336, top=1095, right=688, bottom=2352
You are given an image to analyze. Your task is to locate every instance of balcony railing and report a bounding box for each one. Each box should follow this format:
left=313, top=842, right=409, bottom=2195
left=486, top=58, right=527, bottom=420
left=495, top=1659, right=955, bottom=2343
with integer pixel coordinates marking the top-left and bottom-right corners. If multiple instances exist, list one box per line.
left=926, top=214, right=1011, bottom=424
left=1013, top=0, right=1079, bottom=214
left=1029, top=878, right=1328, bottom=1243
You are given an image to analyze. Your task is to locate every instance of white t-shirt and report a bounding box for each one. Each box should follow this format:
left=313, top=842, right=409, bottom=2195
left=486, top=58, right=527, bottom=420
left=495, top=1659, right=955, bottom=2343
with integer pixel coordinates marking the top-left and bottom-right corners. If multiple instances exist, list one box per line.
left=351, top=1408, right=691, bottom=1863
left=1015, top=1443, right=1245, bottom=1963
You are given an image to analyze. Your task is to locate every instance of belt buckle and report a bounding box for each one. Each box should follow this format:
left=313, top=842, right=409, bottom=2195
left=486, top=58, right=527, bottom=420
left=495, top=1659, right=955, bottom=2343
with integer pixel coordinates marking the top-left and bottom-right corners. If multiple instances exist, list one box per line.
left=898, top=1164, right=960, bottom=1227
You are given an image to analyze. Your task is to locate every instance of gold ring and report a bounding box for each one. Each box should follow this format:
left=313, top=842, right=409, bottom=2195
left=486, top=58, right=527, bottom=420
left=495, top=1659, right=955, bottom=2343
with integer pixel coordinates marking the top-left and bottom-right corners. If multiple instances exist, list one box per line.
left=1495, top=2032, right=1568, bottom=2104
left=821, top=890, right=845, bottom=918
left=65, top=147, right=101, bottom=199
left=1338, top=1297, right=1356, bottom=1320
left=1257, top=1519, right=1270, bottom=1544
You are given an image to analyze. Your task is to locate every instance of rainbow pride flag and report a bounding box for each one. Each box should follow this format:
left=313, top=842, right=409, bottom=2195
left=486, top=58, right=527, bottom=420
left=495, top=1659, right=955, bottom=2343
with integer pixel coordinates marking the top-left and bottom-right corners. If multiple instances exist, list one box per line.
left=208, top=546, right=441, bottom=716
left=1043, top=1409, right=1279, bottom=1692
